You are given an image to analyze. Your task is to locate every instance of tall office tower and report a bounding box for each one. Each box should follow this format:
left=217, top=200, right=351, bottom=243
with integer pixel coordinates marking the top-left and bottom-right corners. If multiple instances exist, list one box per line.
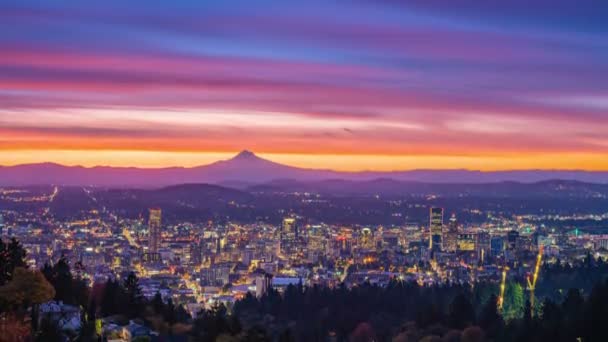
left=429, top=207, right=444, bottom=252
left=476, top=231, right=491, bottom=262
left=507, top=230, right=520, bottom=251
left=148, top=208, right=162, bottom=255
left=282, top=217, right=297, bottom=238
left=444, top=213, right=459, bottom=252
left=0, top=213, right=4, bottom=236
left=280, top=217, right=297, bottom=255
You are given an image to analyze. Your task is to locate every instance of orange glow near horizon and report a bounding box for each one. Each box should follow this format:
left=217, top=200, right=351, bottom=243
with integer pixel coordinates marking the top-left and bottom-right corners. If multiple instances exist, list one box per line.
left=2, top=149, right=608, bottom=172
left=2, top=1, right=608, bottom=175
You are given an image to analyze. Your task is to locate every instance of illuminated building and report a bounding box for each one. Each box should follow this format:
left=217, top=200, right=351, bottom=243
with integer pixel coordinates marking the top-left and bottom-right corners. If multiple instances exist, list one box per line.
left=360, top=227, right=374, bottom=249
left=429, top=207, right=444, bottom=252
left=457, top=233, right=477, bottom=252
left=144, top=208, right=162, bottom=262
left=280, top=217, right=298, bottom=255
left=490, top=236, right=505, bottom=256
left=476, top=232, right=491, bottom=262
left=507, top=230, right=520, bottom=251
left=255, top=272, right=273, bottom=298
left=200, top=264, right=231, bottom=286
left=282, top=217, right=298, bottom=238
left=444, top=213, right=459, bottom=252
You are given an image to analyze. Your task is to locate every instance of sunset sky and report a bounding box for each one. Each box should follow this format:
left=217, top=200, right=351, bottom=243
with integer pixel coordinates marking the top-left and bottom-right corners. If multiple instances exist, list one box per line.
left=1, top=0, right=607, bottom=171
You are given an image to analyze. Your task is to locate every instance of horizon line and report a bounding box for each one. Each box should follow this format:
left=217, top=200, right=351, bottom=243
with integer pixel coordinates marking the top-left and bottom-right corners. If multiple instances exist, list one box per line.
left=2, top=149, right=608, bottom=173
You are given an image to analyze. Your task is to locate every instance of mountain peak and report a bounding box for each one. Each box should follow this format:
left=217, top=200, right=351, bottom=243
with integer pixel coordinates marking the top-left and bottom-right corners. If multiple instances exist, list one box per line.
left=233, top=150, right=258, bottom=160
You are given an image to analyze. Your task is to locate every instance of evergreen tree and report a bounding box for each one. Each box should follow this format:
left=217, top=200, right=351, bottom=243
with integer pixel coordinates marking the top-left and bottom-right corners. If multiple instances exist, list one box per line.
left=123, top=272, right=144, bottom=318
left=41, top=256, right=90, bottom=307
left=152, top=292, right=164, bottom=314
left=448, top=293, right=475, bottom=329
left=36, top=317, right=62, bottom=342
left=52, top=257, right=74, bottom=304
left=100, top=279, right=124, bottom=316
left=478, top=294, right=502, bottom=337
left=502, top=282, right=524, bottom=320
left=0, top=238, right=28, bottom=285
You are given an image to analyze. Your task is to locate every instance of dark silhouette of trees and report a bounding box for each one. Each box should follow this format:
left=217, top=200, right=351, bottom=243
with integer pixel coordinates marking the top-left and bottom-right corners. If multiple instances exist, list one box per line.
left=0, top=267, right=55, bottom=336
left=36, top=317, right=62, bottom=342
left=0, top=238, right=28, bottom=286
left=191, top=303, right=243, bottom=342
left=478, top=294, right=502, bottom=338
left=41, top=256, right=89, bottom=307
left=448, top=293, right=475, bottom=329
left=100, top=278, right=124, bottom=316
left=124, top=271, right=144, bottom=318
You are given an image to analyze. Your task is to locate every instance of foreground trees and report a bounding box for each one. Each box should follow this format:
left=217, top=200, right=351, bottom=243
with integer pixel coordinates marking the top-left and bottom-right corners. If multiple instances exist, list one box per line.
left=0, top=238, right=28, bottom=285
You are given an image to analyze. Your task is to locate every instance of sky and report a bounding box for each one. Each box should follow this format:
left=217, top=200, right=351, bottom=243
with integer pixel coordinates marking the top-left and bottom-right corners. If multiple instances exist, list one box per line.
left=1, top=0, right=607, bottom=171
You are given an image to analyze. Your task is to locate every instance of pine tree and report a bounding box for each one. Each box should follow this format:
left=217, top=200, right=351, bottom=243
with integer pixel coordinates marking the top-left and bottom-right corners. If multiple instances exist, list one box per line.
left=478, top=293, right=502, bottom=337
left=123, top=272, right=144, bottom=318
left=448, top=293, right=475, bottom=329
left=0, top=238, right=28, bottom=285
left=503, top=282, right=524, bottom=321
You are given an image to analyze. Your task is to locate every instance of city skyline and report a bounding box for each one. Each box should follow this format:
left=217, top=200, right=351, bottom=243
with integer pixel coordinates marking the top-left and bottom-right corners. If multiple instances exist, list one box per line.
left=2, top=1, right=608, bottom=171
left=3, top=2, right=608, bottom=340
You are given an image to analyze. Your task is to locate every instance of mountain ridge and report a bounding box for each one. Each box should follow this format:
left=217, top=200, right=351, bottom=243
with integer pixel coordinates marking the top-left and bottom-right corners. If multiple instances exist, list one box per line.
left=2, top=150, right=608, bottom=186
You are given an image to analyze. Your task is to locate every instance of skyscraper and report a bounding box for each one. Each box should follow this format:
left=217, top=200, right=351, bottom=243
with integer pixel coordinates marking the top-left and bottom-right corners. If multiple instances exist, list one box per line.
left=282, top=217, right=297, bottom=238
left=507, top=230, right=520, bottom=251
left=429, top=207, right=444, bottom=252
left=444, top=213, right=459, bottom=252
left=280, top=217, right=297, bottom=255
left=147, top=208, right=162, bottom=261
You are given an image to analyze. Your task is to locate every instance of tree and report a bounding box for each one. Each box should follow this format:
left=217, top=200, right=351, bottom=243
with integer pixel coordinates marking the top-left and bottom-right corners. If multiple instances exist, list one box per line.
left=448, top=293, right=475, bottom=329
left=538, top=298, right=562, bottom=342
left=349, top=322, right=376, bottom=342
left=523, top=300, right=532, bottom=326
left=478, top=293, right=502, bottom=337
left=47, top=257, right=73, bottom=303
left=0, top=238, right=28, bottom=285
left=0, top=268, right=55, bottom=308
left=100, top=279, right=126, bottom=317
left=36, top=317, right=62, bottom=342
left=278, top=328, right=295, bottom=342
left=461, top=326, right=484, bottom=342
left=190, top=303, right=239, bottom=342
left=241, top=326, right=271, bottom=342
left=502, top=282, right=524, bottom=321
left=152, top=292, right=164, bottom=314
left=0, top=268, right=56, bottom=333
left=41, top=257, right=90, bottom=308
left=123, top=272, right=144, bottom=318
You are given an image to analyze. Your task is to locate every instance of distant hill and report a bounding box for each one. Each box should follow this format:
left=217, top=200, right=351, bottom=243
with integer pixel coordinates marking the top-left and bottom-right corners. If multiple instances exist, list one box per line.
left=1, top=150, right=608, bottom=187
left=48, top=183, right=255, bottom=219
left=247, top=178, right=608, bottom=198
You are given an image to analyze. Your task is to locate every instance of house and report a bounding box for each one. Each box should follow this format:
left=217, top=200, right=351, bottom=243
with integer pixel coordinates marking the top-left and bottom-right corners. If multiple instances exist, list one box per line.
left=38, top=301, right=82, bottom=333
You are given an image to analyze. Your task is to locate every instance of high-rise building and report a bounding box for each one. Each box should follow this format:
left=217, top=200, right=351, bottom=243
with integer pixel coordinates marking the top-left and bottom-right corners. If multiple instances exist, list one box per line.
left=146, top=208, right=162, bottom=262
left=490, top=236, right=505, bottom=256
left=457, top=232, right=477, bottom=252
left=280, top=217, right=297, bottom=255
left=444, top=213, right=459, bottom=252
left=282, top=217, right=297, bottom=238
left=429, top=207, right=444, bottom=252
left=360, top=227, right=374, bottom=249
left=507, top=230, right=519, bottom=251
left=256, top=272, right=273, bottom=298
left=476, top=231, right=491, bottom=262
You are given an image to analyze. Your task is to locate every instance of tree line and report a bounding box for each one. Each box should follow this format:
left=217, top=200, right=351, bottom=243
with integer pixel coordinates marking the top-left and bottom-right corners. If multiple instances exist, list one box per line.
left=3, top=237, right=608, bottom=341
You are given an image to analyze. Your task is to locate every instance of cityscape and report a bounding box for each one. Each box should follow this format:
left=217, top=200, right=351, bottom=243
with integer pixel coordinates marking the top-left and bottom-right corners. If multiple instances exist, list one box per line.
left=2, top=0, right=608, bottom=341
left=2, top=156, right=608, bottom=341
